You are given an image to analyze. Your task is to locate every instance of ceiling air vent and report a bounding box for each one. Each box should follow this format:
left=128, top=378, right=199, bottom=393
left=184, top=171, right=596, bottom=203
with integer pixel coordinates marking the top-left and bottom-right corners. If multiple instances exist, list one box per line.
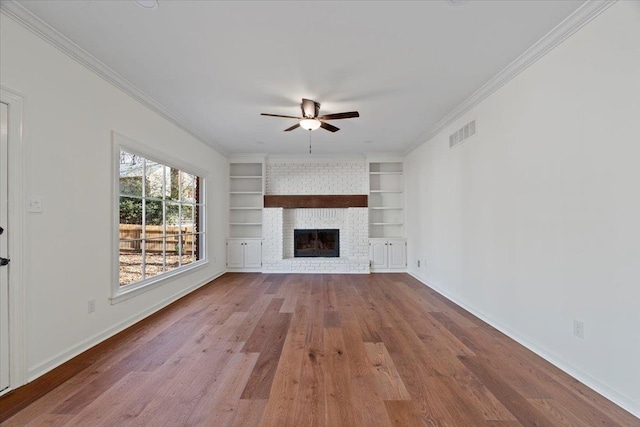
left=449, top=119, right=476, bottom=149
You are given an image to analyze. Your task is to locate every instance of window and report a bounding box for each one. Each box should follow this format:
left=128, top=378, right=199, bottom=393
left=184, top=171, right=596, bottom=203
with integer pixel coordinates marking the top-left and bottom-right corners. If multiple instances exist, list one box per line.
left=116, top=144, right=205, bottom=296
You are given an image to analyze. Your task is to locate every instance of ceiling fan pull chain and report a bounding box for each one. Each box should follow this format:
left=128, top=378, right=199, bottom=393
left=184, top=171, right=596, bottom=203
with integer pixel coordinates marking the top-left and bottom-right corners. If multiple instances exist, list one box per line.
left=309, top=131, right=312, bottom=154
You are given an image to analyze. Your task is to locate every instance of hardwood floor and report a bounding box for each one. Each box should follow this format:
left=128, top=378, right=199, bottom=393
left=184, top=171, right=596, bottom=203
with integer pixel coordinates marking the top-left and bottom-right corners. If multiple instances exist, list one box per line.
left=1, top=273, right=638, bottom=426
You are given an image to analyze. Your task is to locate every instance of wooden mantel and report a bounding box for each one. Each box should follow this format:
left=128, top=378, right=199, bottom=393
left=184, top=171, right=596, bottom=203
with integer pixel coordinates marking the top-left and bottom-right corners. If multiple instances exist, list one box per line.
left=264, top=195, right=368, bottom=208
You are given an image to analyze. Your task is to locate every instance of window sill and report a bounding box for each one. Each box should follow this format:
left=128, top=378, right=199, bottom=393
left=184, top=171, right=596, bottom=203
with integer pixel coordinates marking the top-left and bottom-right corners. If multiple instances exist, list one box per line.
left=111, top=259, right=209, bottom=305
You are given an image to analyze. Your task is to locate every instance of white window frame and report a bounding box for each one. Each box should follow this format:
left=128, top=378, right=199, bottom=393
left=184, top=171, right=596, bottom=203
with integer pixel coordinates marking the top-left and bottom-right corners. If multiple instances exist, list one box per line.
left=112, top=132, right=208, bottom=304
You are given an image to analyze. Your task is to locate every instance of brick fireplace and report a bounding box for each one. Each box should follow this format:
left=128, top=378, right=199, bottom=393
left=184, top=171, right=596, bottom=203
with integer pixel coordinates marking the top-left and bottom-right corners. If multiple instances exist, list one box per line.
left=261, top=158, right=369, bottom=273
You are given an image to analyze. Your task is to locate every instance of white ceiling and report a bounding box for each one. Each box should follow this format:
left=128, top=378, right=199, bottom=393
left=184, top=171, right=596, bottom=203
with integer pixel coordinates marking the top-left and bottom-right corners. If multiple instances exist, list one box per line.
left=9, top=0, right=585, bottom=156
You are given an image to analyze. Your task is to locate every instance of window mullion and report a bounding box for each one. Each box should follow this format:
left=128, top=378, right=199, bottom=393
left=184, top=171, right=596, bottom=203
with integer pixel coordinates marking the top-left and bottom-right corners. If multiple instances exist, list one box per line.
left=178, top=202, right=182, bottom=268
left=141, top=158, right=147, bottom=280
left=162, top=166, right=166, bottom=272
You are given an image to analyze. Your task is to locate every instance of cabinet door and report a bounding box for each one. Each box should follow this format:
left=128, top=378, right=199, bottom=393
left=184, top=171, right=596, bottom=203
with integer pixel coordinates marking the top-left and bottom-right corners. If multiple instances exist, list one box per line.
left=226, top=240, right=244, bottom=268
left=370, top=240, right=388, bottom=269
left=387, top=239, right=406, bottom=270
left=244, top=240, right=262, bottom=268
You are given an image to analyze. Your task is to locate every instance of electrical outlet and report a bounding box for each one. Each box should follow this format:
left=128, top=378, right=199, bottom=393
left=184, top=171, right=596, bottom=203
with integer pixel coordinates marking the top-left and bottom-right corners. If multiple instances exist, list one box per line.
left=88, top=299, right=96, bottom=313
left=573, top=320, right=584, bottom=338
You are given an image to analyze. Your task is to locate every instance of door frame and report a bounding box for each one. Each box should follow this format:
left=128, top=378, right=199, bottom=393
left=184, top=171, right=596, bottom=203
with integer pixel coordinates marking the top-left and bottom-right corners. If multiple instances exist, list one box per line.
left=0, top=87, right=26, bottom=394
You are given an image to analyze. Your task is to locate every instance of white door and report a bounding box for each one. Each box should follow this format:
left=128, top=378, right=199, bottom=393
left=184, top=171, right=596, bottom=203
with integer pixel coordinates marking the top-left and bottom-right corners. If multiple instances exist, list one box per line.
left=244, top=240, right=262, bottom=268
left=0, top=102, right=9, bottom=392
left=226, top=240, right=244, bottom=268
left=369, top=239, right=388, bottom=270
left=387, top=239, right=407, bottom=270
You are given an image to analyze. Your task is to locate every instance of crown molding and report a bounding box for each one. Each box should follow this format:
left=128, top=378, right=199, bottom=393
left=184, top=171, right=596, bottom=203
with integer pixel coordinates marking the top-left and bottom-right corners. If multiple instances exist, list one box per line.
left=0, top=1, right=228, bottom=156
left=405, top=0, right=617, bottom=155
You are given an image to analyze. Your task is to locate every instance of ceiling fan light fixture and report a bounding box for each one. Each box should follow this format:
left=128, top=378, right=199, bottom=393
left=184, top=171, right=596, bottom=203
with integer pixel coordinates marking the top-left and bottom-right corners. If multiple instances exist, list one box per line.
left=300, top=118, right=321, bottom=131
left=134, top=0, right=159, bottom=9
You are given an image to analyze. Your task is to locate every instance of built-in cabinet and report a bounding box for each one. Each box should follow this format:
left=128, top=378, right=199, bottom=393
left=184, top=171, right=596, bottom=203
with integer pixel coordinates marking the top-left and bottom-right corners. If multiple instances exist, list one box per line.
left=368, top=160, right=406, bottom=271
left=369, top=238, right=406, bottom=271
left=226, top=239, right=262, bottom=270
left=228, top=159, right=264, bottom=270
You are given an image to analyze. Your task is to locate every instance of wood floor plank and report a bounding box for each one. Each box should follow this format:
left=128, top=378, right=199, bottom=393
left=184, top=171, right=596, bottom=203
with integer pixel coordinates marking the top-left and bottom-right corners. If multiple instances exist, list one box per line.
left=259, top=303, right=307, bottom=427
left=324, top=326, right=356, bottom=427
left=363, top=342, right=411, bottom=401
left=231, top=399, right=267, bottom=427
left=23, top=414, right=75, bottom=427
left=2, top=273, right=637, bottom=427
left=384, top=400, right=426, bottom=427
left=350, top=376, right=394, bottom=427
left=528, top=398, right=593, bottom=427
left=458, top=355, right=556, bottom=426
left=187, top=352, right=260, bottom=427
left=241, top=298, right=292, bottom=399
left=230, top=294, right=274, bottom=343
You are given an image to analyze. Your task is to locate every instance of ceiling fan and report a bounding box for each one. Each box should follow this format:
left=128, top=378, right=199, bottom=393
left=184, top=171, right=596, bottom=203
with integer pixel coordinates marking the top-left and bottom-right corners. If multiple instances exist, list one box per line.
left=261, top=98, right=359, bottom=132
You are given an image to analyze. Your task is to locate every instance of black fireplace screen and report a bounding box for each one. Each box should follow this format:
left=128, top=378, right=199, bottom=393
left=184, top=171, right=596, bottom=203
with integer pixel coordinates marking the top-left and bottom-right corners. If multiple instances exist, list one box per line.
left=294, top=229, right=340, bottom=258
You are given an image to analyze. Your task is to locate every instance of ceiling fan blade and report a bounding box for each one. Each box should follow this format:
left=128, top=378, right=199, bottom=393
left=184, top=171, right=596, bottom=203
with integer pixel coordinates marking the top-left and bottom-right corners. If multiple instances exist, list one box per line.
left=320, top=122, right=340, bottom=132
left=317, top=111, right=360, bottom=120
left=261, top=113, right=302, bottom=119
left=284, top=123, right=301, bottom=132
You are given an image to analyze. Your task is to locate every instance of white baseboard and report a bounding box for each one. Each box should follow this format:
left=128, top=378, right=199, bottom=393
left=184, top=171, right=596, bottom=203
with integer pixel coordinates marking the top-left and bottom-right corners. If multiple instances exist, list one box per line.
left=260, top=270, right=368, bottom=274
left=225, top=268, right=263, bottom=273
left=27, top=270, right=225, bottom=382
left=407, top=271, right=640, bottom=419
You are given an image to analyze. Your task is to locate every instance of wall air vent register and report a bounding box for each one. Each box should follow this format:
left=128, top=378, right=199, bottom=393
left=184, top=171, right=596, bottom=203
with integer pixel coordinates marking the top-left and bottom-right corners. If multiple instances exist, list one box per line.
left=449, top=119, right=476, bottom=148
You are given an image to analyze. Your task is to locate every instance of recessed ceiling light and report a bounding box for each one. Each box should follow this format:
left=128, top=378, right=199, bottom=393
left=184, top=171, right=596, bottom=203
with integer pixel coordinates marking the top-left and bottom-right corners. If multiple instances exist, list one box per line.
left=256, top=141, right=265, bottom=145
left=134, top=0, right=158, bottom=10
left=363, top=140, right=373, bottom=144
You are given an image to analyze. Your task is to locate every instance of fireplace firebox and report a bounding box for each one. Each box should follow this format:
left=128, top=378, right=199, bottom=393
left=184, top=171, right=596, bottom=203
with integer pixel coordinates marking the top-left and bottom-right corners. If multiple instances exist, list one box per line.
left=294, top=229, right=340, bottom=258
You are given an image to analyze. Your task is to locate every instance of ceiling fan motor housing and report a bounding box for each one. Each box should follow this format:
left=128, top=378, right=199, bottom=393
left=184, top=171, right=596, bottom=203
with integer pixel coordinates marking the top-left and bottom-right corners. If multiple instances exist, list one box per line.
left=301, top=98, right=320, bottom=118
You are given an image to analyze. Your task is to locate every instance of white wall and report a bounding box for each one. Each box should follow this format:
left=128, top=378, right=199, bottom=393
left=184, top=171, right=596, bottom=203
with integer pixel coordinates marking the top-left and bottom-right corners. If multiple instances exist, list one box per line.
left=0, top=13, right=228, bottom=380
left=405, top=1, right=640, bottom=416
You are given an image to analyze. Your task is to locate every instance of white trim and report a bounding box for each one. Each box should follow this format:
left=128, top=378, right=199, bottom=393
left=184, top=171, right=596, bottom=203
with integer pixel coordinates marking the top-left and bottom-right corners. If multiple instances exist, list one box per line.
left=226, top=268, right=263, bottom=273
left=112, top=131, right=209, bottom=302
left=407, top=271, right=640, bottom=419
left=0, top=86, right=27, bottom=393
left=0, top=3, right=226, bottom=156
left=28, top=270, right=224, bottom=381
left=405, top=0, right=617, bottom=155
left=111, top=260, right=209, bottom=305
left=259, top=270, right=366, bottom=275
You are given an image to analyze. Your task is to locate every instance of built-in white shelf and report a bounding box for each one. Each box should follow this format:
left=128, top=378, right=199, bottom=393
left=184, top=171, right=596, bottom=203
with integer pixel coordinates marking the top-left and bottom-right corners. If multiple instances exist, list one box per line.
left=369, top=161, right=404, bottom=238
left=229, top=161, right=264, bottom=239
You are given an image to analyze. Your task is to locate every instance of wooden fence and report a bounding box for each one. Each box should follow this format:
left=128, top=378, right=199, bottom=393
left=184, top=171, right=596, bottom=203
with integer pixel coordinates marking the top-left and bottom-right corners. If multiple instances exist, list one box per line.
left=119, top=224, right=196, bottom=253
